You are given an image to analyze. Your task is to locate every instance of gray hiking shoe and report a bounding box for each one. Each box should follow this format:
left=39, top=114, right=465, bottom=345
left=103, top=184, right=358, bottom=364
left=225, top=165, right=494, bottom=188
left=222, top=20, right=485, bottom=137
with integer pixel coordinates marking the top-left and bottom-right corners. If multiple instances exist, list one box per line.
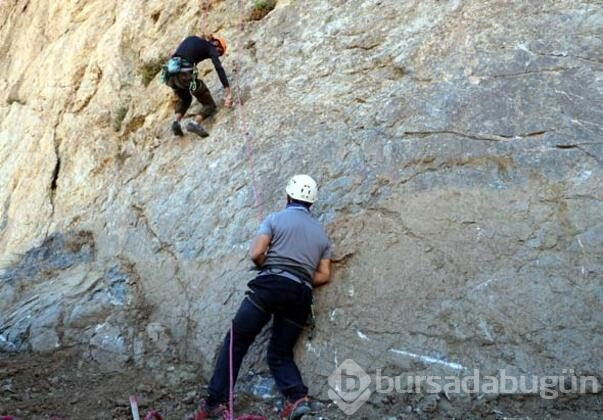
left=171, top=120, right=183, bottom=136
left=186, top=121, right=209, bottom=138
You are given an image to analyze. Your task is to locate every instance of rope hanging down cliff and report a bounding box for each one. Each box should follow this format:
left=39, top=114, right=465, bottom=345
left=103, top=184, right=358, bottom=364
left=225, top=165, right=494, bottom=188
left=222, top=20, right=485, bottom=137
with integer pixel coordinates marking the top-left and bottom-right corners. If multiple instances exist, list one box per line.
left=233, top=0, right=264, bottom=223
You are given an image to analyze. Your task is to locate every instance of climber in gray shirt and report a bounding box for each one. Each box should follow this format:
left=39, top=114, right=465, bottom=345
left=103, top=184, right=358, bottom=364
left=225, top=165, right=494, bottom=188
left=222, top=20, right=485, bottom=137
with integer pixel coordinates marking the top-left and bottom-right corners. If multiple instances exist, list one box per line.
left=191, top=175, right=332, bottom=420
left=255, top=194, right=332, bottom=287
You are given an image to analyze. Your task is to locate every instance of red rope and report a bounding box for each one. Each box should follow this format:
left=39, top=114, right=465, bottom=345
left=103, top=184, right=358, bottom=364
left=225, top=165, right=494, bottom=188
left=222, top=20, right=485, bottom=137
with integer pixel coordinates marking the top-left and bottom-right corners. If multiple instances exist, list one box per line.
left=201, top=0, right=210, bottom=28
left=223, top=3, right=267, bottom=420
left=234, top=0, right=264, bottom=222
left=228, top=323, right=234, bottom=420
left=144, top=411, right=163, bottom=420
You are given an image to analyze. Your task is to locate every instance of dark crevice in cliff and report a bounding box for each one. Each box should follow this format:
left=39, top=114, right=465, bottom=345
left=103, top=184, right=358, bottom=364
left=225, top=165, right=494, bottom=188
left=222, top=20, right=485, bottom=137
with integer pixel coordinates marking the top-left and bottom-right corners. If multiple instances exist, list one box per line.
left=483, top=67, right=577, bottom=79
left=403, top=129, right=549, bottom=142
left=509, top=130, right=547, bottom=138
left=49, top=147, right=61, bottom=218
left=533, top=51, right=603, bottom=65
left=0, top=195, right=11, bottom=233
left=47, top=112, right=65, bottom=222
left=131, top=204, right=178, bottom=267
left=123, top=153, right=154, bottom=185
left=555, top=144, right=602, bottom=163
left=404, top=130, right=503, bottom=142
left=50, top=156, right=61, bottom=192
left=130, top=204, right=195, bottom=355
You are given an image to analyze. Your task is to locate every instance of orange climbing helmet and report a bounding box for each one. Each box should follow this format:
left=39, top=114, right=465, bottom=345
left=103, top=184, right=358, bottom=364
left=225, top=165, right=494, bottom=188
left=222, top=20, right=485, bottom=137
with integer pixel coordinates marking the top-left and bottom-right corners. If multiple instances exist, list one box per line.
left=209, top=34, right=228, bottom=55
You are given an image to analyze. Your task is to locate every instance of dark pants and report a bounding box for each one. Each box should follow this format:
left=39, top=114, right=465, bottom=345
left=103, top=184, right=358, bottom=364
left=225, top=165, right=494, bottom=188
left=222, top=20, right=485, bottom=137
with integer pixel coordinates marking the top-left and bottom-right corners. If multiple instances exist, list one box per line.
left=207, top=275, right=312, bottom=404
left=167, top=73, right=217, bottom=118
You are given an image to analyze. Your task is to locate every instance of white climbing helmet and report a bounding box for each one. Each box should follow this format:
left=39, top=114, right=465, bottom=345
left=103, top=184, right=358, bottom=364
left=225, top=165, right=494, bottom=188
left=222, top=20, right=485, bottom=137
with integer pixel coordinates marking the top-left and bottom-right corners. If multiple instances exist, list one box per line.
left=286, top=174, right=318, bottom=204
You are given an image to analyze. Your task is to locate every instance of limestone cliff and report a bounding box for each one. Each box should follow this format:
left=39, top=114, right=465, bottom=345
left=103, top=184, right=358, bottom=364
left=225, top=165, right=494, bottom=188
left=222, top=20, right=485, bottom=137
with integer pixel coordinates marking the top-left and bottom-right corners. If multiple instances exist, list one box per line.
left=0, top=0, right=601, bottom=417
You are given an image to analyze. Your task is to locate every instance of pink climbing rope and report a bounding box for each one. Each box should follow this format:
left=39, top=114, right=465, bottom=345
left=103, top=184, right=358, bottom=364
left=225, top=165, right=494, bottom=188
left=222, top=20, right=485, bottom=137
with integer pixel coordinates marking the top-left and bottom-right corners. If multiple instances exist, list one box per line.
left=234, top=0, right=264, bottom=222
left=201, top=0, right=210, bottom=27
left=215, top=3, right=267, bottom=420
left=228, top=322, right=234, bottom=420
left=143, top=411, right=163, bottom=420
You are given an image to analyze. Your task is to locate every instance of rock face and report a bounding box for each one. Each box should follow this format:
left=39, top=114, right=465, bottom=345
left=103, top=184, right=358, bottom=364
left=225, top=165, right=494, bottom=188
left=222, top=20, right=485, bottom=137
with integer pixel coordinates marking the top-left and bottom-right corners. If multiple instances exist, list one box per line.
left=0, top=0, right=601, bottom=413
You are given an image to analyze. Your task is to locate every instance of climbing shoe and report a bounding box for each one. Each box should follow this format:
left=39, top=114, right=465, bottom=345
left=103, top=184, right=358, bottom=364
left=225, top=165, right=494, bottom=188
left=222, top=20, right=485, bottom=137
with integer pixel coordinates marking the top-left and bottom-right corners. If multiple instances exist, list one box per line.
left=186, top=121, right=210, bottom=138
left=185, top=400, right=229, bottom=420
left=171, top=120, right=183, bottom=136
left=280, top=397, right=312, bottom=420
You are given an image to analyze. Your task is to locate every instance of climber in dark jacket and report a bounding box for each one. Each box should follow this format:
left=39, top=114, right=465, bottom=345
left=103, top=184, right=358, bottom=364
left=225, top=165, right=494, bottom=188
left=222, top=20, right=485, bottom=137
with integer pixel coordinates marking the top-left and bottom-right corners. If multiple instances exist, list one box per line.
left=165, top=35, right=232, bottom=137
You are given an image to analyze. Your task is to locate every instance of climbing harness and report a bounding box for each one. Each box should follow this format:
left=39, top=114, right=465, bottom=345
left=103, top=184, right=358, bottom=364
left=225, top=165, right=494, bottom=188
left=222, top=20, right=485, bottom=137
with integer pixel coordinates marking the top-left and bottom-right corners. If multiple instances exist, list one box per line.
left=189, top=70, right=199, bottom=92
left=160, top=57, right=198, bottom=91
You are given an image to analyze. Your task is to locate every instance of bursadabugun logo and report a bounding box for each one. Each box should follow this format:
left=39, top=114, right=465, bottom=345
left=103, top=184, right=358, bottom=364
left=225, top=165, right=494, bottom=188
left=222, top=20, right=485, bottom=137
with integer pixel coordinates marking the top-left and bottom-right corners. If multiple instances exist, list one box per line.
left=328, top=359, right=372, bottom=415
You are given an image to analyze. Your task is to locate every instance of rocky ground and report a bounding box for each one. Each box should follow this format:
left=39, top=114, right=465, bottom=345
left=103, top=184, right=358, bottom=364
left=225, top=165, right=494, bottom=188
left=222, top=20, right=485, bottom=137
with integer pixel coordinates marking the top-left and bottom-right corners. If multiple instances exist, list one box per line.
left=1, top=348, right=602, bottom=419
left=0, top=348, right=219, bottom=420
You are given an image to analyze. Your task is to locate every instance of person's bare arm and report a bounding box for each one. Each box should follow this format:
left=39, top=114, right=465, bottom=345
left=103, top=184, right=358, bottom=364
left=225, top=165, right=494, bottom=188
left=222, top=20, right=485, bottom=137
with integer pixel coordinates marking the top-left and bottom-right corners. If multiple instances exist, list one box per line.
left=249, top=234, right=271, bottom=268
left=313, top=259, right=331, bottom=287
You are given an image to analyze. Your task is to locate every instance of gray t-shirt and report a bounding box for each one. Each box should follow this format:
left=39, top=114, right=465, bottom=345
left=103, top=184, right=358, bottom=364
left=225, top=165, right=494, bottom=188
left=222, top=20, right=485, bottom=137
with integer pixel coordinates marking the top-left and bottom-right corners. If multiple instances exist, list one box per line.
left=257, top=205, right=331, bottom=279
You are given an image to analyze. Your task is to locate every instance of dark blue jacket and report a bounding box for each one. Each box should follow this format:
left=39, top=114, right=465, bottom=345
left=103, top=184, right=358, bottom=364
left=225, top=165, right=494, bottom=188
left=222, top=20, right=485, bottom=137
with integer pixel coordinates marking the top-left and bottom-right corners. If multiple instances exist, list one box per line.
left=173, top=36, right=229, bottom=88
